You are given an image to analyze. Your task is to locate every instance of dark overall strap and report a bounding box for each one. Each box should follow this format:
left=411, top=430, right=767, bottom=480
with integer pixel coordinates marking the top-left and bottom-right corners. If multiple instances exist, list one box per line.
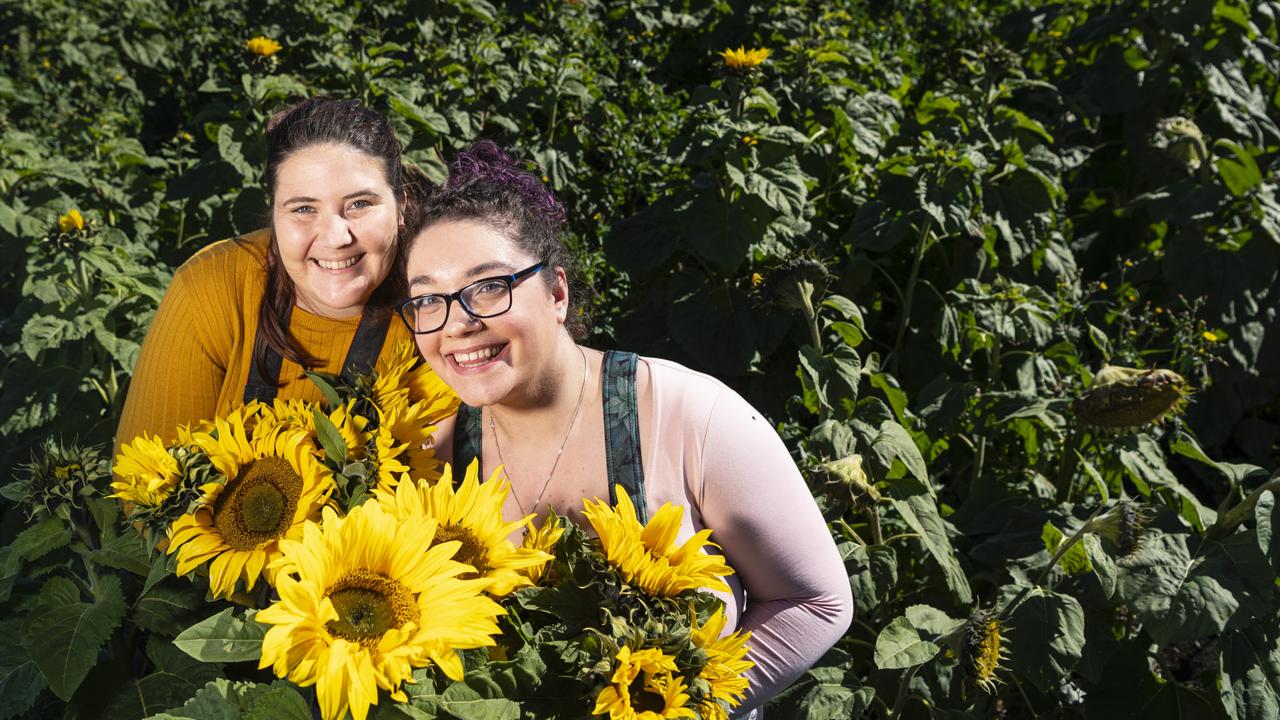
left=602, top=350, right=647, bottom=523
left=244, top=306, right=390, bottom=403
left=452, top=403, right=484, bottom=478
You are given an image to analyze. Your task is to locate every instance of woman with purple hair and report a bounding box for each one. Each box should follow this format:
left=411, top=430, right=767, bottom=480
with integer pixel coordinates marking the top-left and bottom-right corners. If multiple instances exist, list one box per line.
left=398, top=140, right=852, bottom=717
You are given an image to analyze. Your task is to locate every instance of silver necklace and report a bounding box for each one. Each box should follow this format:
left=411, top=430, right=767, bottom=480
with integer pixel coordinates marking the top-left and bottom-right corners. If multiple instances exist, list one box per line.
left=489, top=345, right=589, bottom=516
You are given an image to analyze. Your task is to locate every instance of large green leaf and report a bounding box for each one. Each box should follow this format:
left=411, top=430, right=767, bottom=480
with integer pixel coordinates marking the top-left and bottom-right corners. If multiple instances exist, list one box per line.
left=438, top=681, right=520, bottom=720
left=172, top=608, right=267, bottom=663
left=21, top=574, right=126, bottom=700
left=146, top=679, right=306, bottom=720
left=874, top=615, right=941, bottom=669
left=1004, top=586, right=1085, bottom=692
left=1118, top=532, right=1273, bottom=646
left=887, top=489, right=973, bottom=603
left=1220, top=623, right=1280, bottom=720
left=4, top=516, right=72, bottom=574
left=0, top=620, right=44, bottom=720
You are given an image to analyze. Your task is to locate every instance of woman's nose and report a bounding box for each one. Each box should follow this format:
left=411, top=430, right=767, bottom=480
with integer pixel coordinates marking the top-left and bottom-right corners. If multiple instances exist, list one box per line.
left=318, top=213, right=353, bottom=247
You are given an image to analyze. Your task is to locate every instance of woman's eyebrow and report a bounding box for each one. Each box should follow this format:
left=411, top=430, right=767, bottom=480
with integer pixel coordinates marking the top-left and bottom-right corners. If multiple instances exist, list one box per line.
left=280, top=189, right=380, bottom=205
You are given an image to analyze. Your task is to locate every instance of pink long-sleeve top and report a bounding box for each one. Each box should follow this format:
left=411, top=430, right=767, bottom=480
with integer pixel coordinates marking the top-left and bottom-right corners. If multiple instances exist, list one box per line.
left=632, top=357, right=853, bottom=712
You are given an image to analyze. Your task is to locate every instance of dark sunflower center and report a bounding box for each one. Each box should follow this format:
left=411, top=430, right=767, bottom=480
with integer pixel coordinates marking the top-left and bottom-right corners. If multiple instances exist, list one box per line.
left=630, top=679, right=667, bottom=713
left=212, top=456, right=302, bottom=550
left=434, top=524, right=490, bottom=576
left=325, top=568, right=420, bottom=646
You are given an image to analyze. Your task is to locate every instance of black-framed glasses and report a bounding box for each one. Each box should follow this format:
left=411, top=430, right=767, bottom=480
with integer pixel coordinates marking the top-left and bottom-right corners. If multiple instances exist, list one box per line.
left=397, top=262, right=546, bottom=334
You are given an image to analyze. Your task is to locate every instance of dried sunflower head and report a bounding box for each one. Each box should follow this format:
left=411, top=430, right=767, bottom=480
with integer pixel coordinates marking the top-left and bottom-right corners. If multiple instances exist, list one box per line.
left=760, top=256, right=828, bottom=314
left=1085, top=499, right=1151, bottom=557
left=1074, top=366, right=1192, bottom=432
left=959, top=609, right=1009, bottom=694
left=812, top=453, right=879, bottom=510
left=1149, top=117, right=1207, bottom=174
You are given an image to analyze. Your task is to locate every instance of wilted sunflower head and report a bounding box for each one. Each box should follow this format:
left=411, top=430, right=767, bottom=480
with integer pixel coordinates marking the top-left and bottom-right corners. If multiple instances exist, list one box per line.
left=1086, top=499, right=1151, bottom=557
left=963, top=610, right=1008, bottom=693
left=1149, top=117, right=1207, bottom=174
left=812, top=453, right=878, bottom=510
left=759, top=256, right=828, bottom=315
left=3, top=439, right=107, bottom=520
left=1074, top=366, right=1192, bottom=432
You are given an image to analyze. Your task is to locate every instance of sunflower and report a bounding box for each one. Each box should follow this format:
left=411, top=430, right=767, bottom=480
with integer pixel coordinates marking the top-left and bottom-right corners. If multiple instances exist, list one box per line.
left=582, top=488, right=733, bottom=597
left=690, top=607, right=754, bottom=720
left=593, top=646, right=697, bottom=720
left=958, top=610, right=1009, bottom=694
left=111, top=433, right=181, bottom=507
left=257, top=501, right=503, bottom=720
left=718, top=46, right=770, bottom=71
left=255, top=398, right=370, bottom=461
left=245, top=35, right=282, bottom=57
left=58, top=209, right=85, bottom=233
left=166, top=409, right=334, bottom=598
left=372, top=341, right=460, bottom=422
left=376, top=460, right=551, bottom=596
left=367, top=342, right=459, bottom=490
left=519, top=514, right=564, bottom=585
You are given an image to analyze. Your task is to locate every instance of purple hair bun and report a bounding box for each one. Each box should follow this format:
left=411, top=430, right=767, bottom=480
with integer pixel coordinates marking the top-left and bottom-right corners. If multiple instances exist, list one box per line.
left=447, top=140, right=566, bottom=227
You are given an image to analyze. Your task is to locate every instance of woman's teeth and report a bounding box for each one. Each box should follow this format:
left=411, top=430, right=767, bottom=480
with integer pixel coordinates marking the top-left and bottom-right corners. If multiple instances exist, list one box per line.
left=453, top=346, right=501, bottom=366
left=314, top=255, right=361, bottom=270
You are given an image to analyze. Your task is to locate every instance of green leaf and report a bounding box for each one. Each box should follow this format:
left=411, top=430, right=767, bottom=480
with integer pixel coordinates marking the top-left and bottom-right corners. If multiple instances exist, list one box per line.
left=147, top=678, right=298, bottom=720
left=4, top=516, right=72, bottom=574
left=312, top=409, right=349, bottom=465
left=172, top=608, right=267, bottom=663
left=887, top=491, right=973, bottom=603
left=1257, top=490, right=1279, bottom=573
left=874, top=615, right=941, bottom=669
left=241, top=686, right=311, bottom=720
left=439, top=681, right=520, bottom=720
left=1215, top=140, right=1263, bottom=196
left=304, top=371, right=343, bottom=409
left=1004, top=587, right=1085, bottom=692
left=904, top=604, right=963, bottom=637
left=133, top=580, right=209, bottom=636
left=1083, top=534, right=1118, bottom=598
left=1041, top=522, right=1092, bottom=575
left=1118, top=532, right=1273, bottom=645
left=90, top=530, right=152, bottom=576
left=795, top=667, right=874, bottom=719
left=0, top=623, right=44, bottom=720
left=869, top=420, right=928, bottom=488
left=1220, top=623, right=1280, bottom=720
left=21, top=574, right=126, bottom=700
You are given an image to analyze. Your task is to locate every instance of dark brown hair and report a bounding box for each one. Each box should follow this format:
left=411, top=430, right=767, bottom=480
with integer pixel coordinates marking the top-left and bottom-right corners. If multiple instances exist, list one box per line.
left=402, top=140, right=589, bottom=339
left=255, top=96, right=414, bottom=375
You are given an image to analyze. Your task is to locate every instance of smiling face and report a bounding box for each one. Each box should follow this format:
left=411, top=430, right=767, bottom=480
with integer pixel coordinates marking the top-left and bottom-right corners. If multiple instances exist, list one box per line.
left=404, top=219, right=569, bottom=408
left=271, top=142, right=401, bottom=318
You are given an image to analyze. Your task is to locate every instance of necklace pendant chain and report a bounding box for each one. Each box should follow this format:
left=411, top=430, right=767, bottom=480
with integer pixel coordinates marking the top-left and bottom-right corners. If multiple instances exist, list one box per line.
left=489, top=345, right=589, bottom=517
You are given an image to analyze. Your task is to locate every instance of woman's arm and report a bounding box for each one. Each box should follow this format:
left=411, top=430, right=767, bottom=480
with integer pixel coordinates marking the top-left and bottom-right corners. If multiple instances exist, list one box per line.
left=114, top=261, right=230, bottom=456
left=696, top=389, right=854, bottom=712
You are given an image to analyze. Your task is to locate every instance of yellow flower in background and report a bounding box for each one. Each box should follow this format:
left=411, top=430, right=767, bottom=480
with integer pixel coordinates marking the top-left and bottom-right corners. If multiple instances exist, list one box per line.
left=257, top=502, right=503, bottom=720
left=377, top=460, right=551, bottom=597
left=519, top=514, right=564, bottom=584
left=719, top=46, right=770, bottom=70
left=369, top=341, right=460, bottom=489
left=592, top=646, right=696, bottom=719
left=583, top=486, right=734, bottom=596
left=111, top=434, right=181, bottom=507
left=245, top=35, right=282, bottom=57
left=741, top=135, right=758, bottom=146
left=691, top=607, right=754, bottom=720
left=167, top=409, right=334, bottom=598
left=751, top=272, right=764, bottom=287
left=58, top=209, right=84, bottom=233
left=1202, top=330, right=1220, bottom=343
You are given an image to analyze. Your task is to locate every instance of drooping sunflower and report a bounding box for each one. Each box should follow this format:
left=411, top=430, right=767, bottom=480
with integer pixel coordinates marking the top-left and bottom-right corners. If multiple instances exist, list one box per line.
left=254, top=398, right=369, bottom=459
left=690, top=607, right=754, bottom=720
left=958, top=610, right=1009, bottom=694
left=258, top=501, right=503, bottom=720
left=376, top=460, right=551, bottom=596
left=111, top=433, right=182, bottom=507
left=166, top=409, right=334, bottom=598
left=372, top=341, right=460, bottom=421
left=582, top=488, right=734, bottom=597
left=593, top=646, right=697, bottom=720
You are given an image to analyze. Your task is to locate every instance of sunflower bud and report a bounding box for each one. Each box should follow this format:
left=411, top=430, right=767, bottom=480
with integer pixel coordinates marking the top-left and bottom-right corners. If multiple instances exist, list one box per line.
left=1084, top=499, right=1150, bottom=557
left=1149, top=117, right=1207, bottom=174
left=2, top=439, right=108, bottom=520
left=1074, top=366, right=1191, bottom=432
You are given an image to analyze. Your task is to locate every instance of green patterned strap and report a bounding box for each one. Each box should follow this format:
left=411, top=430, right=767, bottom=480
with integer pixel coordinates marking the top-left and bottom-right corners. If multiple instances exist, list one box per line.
left=602, top=350, right=647, bottom=524
left=452, top=403, right=483, bottom=483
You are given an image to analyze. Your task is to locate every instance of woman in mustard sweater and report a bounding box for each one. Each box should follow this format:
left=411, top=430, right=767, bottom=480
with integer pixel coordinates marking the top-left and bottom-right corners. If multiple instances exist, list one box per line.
left=115, top=97, right=420, bottom=450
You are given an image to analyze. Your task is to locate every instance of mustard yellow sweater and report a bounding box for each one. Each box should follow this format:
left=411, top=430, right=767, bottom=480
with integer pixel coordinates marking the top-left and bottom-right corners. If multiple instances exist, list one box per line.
left=114, top=230, right=413, bottom=451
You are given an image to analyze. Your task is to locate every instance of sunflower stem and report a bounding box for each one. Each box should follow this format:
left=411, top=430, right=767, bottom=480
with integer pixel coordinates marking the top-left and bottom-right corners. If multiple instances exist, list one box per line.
left=1054, top=425, right=1083, bottom=503
left=800, top=284, right=822, bottom=354
left=888, top=664, right=922, bottom=720
left=890, top=219, right=933, bottom=377
left=867, top=506, right=884, bottom=546
left=1206, top=474, right=1280, bottom=541
left=1035, top=504, right=1106, bottom=587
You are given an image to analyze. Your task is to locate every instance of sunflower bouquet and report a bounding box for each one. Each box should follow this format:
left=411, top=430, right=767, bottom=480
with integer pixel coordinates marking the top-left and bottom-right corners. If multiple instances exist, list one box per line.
left=107, top=341, right=752, bottom=720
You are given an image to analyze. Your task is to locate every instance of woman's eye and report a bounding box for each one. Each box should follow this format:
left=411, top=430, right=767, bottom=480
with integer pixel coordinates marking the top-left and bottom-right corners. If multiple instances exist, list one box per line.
left=349, top=198, right=372, bottom=211
left=475, top=281, right=507, bottom=295
left=291, top=205, right=315, bottom=215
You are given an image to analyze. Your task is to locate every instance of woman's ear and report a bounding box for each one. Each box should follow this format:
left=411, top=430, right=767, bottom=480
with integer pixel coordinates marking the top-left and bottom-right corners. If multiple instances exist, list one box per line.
left=551, top=266, right=570, bottom=323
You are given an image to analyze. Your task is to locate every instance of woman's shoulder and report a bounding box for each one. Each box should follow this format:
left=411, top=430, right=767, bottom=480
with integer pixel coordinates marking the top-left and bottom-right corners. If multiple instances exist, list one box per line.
left=636, top=355, right=732, bottom=398
left=174, top=229, right=270, bottom=283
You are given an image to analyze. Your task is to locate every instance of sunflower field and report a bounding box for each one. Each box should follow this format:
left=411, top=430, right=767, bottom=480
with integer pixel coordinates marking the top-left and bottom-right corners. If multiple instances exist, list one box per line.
left=3, top=0, right=1280, bottom=718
